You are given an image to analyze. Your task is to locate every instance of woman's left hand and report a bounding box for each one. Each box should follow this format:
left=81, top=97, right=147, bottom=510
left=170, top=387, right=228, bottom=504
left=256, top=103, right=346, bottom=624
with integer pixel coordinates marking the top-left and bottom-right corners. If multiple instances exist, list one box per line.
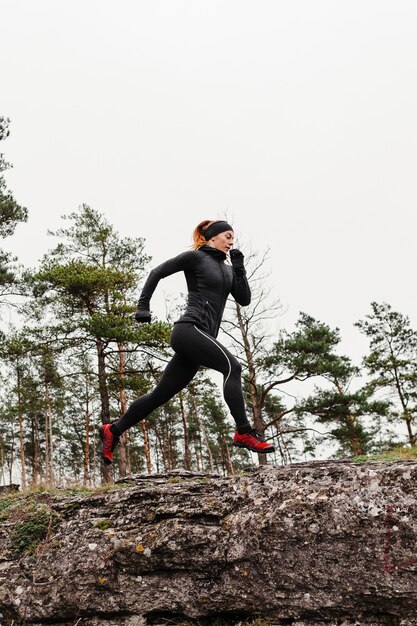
left=229, top=249, right=245, bottom=270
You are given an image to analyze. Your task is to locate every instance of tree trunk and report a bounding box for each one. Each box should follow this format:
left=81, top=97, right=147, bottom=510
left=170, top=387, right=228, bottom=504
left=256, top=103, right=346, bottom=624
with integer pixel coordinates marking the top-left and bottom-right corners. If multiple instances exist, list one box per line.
left=44, top=385, right=55, bottom=487
left=155, top=428, right=167, bottom=472
left=44, top=403, right=50, bottom=485
left=346, top=414, right=364, bottom=456
left=222, top=436, right=235, bottom=476
left=17, top=367, right=27, bottom=490
left=350, top=436, right=364, bottom=456
left=48, top=392, right=54, bottom=485
left=140, top=420, right=152, bottom=474
left=404, top=412, right=416, bottom=447
left=92, top=413, right=97, bottom=487
left=0, top=437, right=4, bottom=486
left=168, top=430, right=174, bottom=470
left=275, top=423, right=291, bottom=465
left=392, top=361, right=416, bottom=446
left=96, top=338, right=112, bottom=483
left=31, top=413, right=42, bottom=487
left=179, top=391, right=191, bottom=470
left=198, top=413, right=213, bottom=472
left=7, top=426, right=15, bottom=485
left=189, top=393, right=212, bottom=472
left=83, top=380, right=91, bottom=486
left=212, top=412, right=234, bottom=476
left=154, top=430, right=161, bottom=473
left=125, top=431, right=132, bottom=475
left=116, top=341, right=128, bottom=478
left=96, top=339, right=110, bottom=421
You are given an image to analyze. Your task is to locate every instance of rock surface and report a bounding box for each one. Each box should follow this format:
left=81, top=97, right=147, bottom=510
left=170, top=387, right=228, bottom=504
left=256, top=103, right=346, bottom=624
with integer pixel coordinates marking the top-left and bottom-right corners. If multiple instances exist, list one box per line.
left=1, top=461, right=417, bottom=625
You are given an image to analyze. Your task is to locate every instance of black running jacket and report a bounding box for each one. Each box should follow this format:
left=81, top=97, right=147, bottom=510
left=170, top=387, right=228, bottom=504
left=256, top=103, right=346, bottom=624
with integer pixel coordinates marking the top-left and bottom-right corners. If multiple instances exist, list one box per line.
left=137, top=245, right=251, bottom=338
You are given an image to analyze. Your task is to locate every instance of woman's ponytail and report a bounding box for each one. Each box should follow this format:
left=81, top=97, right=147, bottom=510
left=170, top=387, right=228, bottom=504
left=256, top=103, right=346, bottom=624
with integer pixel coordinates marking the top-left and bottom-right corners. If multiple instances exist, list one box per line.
left=191, top=220, right=216, bottom=249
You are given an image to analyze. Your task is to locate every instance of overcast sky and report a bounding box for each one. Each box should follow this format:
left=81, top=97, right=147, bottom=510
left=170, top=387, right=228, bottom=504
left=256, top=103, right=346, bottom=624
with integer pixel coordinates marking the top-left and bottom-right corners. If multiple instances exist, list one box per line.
left=2, top=0, right=417, bottom=366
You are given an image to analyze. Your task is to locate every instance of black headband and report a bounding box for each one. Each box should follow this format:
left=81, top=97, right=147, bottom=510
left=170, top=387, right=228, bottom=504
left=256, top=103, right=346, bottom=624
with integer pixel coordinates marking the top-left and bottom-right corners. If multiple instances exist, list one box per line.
left=203, top=221, right=234, bottom=240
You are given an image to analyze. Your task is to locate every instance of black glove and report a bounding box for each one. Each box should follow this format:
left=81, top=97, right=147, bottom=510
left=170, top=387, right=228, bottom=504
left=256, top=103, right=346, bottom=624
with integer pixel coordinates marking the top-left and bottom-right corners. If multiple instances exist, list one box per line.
left=135, top=307, right=152, bottom=323
left=229, top=249, right=245, bottom=271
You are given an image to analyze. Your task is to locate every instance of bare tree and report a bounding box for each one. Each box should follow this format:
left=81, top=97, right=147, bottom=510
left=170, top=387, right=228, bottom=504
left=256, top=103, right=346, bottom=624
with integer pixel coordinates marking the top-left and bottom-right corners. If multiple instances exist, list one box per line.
left=222, top=247, right=284, bottom=465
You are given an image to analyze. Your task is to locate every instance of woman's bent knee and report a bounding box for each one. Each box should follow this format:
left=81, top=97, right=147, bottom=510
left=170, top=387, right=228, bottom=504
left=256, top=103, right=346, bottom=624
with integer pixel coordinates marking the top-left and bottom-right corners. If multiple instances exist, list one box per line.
left=230, top=357, right=242, bottom=377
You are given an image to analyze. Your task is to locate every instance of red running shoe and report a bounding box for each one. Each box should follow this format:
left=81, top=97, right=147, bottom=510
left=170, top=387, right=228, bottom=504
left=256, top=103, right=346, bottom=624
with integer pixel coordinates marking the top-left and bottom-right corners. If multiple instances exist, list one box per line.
left=233, top=429, right=275, bottom=453
left=100, top=424, right=119, bottom=465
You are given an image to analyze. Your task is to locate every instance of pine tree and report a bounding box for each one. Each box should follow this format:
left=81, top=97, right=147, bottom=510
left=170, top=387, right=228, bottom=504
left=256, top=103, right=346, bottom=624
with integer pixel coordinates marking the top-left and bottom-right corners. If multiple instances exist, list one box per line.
left=0, top=117, right=27, bottom=311
left=356, top=302, right=417, bottom=447
left=29, top=205, right=170, bottom=481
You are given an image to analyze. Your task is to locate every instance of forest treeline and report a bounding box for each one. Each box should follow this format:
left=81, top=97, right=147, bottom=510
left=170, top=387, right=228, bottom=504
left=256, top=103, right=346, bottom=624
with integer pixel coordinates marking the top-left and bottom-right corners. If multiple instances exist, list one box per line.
left=1, top=118, right=417, bottom=487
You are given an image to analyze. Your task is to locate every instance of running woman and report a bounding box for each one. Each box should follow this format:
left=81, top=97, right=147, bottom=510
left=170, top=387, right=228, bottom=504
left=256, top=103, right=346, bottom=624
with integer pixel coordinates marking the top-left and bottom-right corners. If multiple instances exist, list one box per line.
left=100, top=219, right=275, bottom=464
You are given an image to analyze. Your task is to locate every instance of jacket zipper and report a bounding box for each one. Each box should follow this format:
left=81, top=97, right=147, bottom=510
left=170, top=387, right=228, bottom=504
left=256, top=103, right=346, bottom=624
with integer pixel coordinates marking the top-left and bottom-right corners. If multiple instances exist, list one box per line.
left=215, top=261, right=227, bottom=335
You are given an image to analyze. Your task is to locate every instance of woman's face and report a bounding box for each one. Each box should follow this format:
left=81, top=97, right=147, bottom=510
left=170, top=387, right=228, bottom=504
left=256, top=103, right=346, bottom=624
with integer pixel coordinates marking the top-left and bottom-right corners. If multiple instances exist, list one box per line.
left=208, top=230, right=235, bottom=254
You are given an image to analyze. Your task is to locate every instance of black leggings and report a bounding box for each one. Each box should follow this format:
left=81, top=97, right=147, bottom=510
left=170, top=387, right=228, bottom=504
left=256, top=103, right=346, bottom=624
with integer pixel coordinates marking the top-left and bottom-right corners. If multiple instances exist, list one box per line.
left=113, top=323, right=251, bottom=434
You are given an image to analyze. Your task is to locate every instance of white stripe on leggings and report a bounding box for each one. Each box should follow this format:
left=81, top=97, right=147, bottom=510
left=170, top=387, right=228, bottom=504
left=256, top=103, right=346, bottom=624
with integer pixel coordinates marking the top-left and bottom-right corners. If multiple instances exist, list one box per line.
left=193, top=325, right=232, bottom=389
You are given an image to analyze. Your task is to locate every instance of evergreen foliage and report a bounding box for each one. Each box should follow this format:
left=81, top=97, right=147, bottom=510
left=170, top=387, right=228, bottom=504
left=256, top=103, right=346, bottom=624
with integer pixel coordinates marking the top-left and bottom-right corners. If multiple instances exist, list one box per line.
left=356, top=302, right=417, bottom=446
left=0, top=117, right=28, bottom=309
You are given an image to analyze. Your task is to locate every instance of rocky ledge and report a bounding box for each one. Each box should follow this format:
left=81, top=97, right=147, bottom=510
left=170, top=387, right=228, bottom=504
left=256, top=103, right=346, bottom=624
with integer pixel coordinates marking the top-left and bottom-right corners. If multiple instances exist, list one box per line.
left=0, top=460, right=417, bottom=626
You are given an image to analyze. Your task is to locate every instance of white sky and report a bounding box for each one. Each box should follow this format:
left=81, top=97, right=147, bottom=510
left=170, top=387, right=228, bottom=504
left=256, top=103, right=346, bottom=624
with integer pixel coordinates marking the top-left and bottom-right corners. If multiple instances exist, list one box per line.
left=2, top=0, right=417, bottom=367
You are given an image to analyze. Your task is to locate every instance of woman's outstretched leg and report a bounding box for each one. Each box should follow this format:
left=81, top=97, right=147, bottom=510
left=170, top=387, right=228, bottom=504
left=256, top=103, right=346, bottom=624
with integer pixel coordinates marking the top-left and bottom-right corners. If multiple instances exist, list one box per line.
left=101, top=352, right=198, bottom=464
left=171, top=324, right=274, bottom=453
